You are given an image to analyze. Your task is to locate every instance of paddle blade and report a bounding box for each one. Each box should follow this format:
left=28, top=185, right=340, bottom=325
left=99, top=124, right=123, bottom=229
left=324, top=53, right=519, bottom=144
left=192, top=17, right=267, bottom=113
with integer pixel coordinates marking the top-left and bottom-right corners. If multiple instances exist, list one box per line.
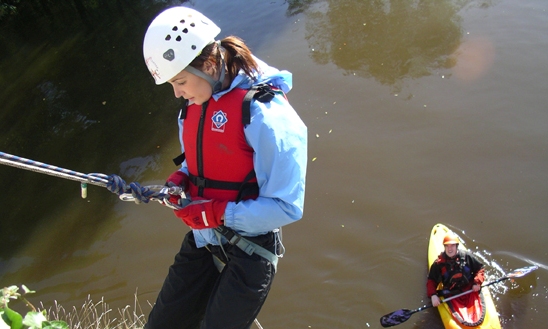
left=380, top=309, right=414, bottom=327
left=507, top=265, right=538, bottom=279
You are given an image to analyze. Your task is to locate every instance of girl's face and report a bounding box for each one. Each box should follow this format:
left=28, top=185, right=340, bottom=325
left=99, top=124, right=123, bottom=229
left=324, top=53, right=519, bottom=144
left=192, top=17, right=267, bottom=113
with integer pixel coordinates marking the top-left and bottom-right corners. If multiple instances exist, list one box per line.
left=168, top=64, right=214, bottom=105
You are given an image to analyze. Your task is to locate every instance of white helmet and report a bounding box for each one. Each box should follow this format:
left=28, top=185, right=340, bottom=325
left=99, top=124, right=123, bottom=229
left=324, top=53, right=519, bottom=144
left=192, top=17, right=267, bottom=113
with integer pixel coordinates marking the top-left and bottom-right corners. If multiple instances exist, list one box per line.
left=143, top=7, right=221, bottom=85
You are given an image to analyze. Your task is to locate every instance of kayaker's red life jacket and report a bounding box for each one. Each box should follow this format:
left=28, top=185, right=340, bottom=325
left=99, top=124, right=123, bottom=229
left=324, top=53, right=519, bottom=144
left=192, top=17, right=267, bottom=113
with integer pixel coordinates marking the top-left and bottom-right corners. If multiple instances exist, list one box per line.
left=437, top=250, right=473, bottom=292
left=174, top=84, right=278, bottom=202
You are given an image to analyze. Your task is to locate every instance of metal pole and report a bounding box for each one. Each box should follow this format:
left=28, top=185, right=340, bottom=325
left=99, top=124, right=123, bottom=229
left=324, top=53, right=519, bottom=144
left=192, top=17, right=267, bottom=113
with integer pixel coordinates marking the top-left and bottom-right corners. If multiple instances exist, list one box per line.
left=254, top=318, right=264, bottom=329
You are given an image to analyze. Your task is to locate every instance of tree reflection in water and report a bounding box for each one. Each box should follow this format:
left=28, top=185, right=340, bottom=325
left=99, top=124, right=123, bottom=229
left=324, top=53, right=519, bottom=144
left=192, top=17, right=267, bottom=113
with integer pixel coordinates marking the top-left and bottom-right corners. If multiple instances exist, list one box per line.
left=288, top=0, right=493, bottom=92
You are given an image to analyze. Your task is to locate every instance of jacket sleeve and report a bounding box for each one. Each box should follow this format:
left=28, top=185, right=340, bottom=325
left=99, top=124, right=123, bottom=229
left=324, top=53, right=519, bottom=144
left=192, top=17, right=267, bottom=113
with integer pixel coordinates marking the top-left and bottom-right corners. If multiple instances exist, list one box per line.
left=427, top=279, right=439, bottom=297
left=427, top=261, right=442, bottom=297
left=474, top=268, right=485, bottom=285
left=223, top=93, right=307, bottom=235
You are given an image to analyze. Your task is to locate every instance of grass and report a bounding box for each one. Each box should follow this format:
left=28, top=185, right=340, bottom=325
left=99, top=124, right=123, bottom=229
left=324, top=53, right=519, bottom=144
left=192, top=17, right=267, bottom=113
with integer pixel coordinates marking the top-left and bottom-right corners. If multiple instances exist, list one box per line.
left=42, top=292, right=147, bottom=329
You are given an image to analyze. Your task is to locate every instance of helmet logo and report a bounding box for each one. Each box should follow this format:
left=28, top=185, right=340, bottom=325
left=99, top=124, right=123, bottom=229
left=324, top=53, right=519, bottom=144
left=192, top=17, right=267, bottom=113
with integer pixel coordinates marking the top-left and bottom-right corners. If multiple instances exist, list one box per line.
left=145, top=57, right=161, bottom=83
left=211, top=110, right=228, bottom=132
left=163, top=49, right=175, bottom=61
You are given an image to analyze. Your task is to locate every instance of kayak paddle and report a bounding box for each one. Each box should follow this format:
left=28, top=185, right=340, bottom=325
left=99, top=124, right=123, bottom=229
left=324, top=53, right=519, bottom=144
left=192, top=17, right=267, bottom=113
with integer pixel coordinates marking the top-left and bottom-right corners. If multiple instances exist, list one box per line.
left=379, top=265, right=538, bottom=327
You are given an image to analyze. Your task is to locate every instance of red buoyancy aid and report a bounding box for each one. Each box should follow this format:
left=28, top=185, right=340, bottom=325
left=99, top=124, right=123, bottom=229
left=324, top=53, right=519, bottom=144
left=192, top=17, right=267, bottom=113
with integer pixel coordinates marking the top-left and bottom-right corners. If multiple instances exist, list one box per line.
left=182, top=87, right=259, bottom=202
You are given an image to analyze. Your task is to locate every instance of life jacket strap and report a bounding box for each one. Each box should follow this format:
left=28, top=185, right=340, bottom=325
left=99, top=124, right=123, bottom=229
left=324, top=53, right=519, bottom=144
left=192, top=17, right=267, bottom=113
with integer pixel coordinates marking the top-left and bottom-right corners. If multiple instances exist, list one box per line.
left=187, top=170, right=259, bottom=202
left=172, top=153, right=186, bottom=166
left=242, top=83, right=277, bottom=124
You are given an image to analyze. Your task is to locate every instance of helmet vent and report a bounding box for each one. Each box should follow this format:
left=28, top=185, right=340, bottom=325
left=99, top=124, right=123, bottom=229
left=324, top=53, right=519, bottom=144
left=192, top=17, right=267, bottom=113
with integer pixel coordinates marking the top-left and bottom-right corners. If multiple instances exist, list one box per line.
left=190, top=23, right=195, bottom=27
left=183, top=28, right=188, bottom=33
left=172, top=26, right=178, bottom=31
left=176, top=36, right=182, bottom=42
left=191, top=45, right=196, bottom=50
left=165, top=35, right=171, bottom=41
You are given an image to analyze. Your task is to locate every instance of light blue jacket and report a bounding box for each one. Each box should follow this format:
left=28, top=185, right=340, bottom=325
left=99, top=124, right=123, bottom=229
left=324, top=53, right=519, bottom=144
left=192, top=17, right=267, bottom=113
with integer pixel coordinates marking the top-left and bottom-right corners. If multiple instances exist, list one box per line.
left=177, top=57, right=307, bottom=248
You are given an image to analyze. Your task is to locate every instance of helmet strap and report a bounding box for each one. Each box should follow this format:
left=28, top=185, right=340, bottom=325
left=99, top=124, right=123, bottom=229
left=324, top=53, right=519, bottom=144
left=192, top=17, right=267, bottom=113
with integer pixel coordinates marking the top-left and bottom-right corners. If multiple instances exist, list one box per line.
left=183, top=41, right=226, bottom=94
left=212, top=40, right=226, bottom=93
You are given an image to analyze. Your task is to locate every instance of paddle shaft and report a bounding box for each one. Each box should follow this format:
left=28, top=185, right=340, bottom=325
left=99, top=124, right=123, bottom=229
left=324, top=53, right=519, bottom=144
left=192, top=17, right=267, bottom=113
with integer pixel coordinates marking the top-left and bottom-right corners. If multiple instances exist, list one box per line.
left=416, top=274, right=513, bottom=314
left=440, top=275, right=510, bottom=304
left=407, top=288, right=476, bottom=315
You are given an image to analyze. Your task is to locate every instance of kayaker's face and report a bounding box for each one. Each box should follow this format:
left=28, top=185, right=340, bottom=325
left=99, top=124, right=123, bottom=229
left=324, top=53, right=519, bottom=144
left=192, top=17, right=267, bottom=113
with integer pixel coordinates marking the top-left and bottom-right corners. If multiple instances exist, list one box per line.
left=444, top=243, right=458, bottom=258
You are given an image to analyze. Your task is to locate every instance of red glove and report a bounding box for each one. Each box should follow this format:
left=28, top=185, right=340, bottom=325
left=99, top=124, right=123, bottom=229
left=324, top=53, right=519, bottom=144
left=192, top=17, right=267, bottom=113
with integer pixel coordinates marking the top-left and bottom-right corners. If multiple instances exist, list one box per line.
left=166, top=170, right=189, bottom=191
left=165, top=171, right=189, bottom=205
left=174, top=198, right=228, bottom=229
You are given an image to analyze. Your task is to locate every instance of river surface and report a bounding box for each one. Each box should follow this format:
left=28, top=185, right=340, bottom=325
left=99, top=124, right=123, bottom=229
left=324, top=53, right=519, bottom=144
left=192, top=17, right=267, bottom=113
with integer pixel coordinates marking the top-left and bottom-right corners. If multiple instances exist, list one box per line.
left=1, top=0, right=547, bottom=328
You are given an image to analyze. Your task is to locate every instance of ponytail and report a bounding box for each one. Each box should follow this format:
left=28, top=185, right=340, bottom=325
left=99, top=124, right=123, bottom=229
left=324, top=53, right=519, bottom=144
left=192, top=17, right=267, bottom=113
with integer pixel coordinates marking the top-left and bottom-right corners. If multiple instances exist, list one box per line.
left=189, top=36, right=259, bottom=82
left=220, top=36, right=259, bottom=81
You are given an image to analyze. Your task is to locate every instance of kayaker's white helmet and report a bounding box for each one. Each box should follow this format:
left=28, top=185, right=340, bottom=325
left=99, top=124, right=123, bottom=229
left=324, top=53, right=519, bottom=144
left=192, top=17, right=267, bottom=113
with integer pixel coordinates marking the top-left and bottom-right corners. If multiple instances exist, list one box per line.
left=143, top=6, right=221, bottom=85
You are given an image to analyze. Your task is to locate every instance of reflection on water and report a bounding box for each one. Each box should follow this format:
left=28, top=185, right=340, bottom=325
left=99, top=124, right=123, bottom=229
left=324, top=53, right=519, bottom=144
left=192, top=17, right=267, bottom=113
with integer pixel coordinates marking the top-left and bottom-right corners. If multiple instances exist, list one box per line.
left=451, top=37, right=496, bottom=81
left=0, top=0, right=183, bottom=260
left=302, top=0, right=469, bottom=91
left=1, top=0, right=548, bottom=328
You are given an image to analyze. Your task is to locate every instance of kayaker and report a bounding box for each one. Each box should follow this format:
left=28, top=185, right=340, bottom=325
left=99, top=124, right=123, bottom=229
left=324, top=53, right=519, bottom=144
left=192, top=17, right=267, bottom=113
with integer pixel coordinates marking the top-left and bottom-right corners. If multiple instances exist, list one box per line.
left=427, top=232, right=485, bottom=307
left=109, top=5, right=307, bottom=329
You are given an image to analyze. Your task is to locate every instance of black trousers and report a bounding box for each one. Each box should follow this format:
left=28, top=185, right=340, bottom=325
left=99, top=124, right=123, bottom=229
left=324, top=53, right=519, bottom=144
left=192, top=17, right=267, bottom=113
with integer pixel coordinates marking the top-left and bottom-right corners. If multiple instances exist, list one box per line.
left=144, top=230, right=277, bottom=329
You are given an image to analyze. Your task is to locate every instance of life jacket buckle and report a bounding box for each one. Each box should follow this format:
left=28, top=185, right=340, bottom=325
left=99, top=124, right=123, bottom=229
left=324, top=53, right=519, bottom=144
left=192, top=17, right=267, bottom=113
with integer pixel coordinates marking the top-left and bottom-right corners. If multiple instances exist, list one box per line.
left=195, top=176, right=207, bottom=188
left=254, top=83, right=275, bottom=103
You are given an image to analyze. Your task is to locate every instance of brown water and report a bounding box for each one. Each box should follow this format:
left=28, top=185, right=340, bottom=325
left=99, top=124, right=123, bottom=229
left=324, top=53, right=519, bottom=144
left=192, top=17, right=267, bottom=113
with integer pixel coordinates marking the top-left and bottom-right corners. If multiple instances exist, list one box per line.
left=1, top=1, right=547, bottom=328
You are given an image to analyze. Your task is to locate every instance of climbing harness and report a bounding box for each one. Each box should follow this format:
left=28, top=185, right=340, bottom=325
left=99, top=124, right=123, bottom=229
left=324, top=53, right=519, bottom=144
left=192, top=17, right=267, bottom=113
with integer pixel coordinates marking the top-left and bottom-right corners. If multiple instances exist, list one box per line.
left=213, top=225, right=281, bottom=273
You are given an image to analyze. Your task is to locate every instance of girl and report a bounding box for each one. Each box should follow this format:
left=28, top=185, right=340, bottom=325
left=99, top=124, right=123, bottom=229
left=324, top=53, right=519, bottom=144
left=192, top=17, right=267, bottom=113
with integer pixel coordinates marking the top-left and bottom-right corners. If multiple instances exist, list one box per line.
left=142, top=6, right=307, bottom=329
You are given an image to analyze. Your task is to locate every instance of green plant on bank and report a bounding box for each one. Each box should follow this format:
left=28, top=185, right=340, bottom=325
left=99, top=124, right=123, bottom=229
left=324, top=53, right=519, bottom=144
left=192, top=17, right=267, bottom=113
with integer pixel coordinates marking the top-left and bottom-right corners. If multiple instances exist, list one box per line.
left=1, top=285, right=68, bottom=329
left=1, top=285, right=146, bottom=329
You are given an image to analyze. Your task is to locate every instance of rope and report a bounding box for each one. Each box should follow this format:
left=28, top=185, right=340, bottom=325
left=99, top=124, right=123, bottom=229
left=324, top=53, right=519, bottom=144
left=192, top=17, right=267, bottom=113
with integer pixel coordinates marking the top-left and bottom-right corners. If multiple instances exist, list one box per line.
left=0, top=151, right=184, bottom=206
left=107, top=175, right=172, bottom=204
left=0, top=151, right=109, bottom=186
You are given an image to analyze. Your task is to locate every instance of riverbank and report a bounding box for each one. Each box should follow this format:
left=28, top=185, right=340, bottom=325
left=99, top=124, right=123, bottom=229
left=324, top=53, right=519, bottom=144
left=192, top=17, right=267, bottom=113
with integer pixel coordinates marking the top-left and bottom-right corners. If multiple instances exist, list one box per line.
left=1, top=285, right=145, bottom=329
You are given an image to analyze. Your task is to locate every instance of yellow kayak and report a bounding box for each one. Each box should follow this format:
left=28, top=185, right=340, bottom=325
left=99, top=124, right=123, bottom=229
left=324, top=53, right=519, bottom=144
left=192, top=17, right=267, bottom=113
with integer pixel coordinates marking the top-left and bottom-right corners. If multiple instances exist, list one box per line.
left=428, top=224, right=501, bottom=329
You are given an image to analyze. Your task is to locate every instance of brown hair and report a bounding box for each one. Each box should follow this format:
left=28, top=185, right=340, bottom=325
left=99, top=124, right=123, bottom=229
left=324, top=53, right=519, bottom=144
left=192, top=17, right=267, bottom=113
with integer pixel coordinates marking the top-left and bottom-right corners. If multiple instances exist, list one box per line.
left=189, top=36, right=259, bottom=81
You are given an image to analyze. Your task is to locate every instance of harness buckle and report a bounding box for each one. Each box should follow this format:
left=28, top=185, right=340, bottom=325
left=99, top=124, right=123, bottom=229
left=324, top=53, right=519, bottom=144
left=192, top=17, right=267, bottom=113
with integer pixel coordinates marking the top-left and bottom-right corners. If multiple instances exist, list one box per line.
left=215, top=225, right=235, bottom=241
left=215, top=226, right=243, bottom=246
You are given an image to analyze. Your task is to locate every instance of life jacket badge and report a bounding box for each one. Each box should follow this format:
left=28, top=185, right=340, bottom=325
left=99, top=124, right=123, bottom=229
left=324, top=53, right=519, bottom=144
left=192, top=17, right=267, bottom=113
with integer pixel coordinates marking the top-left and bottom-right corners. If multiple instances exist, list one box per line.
left=211, top=110, right=228, bottom=132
